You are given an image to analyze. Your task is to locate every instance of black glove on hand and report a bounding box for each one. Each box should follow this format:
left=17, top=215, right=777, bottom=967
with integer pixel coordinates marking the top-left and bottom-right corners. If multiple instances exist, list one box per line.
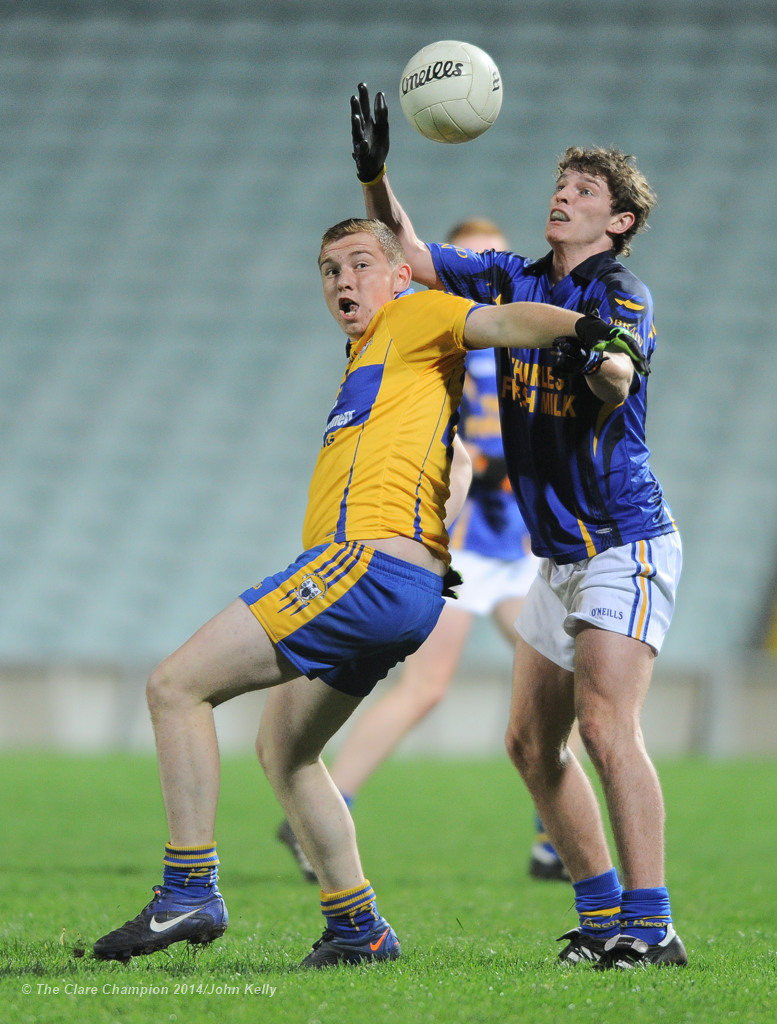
left=550, top=337, right=604, bottom=378
left=472, top=453, right=509, bottom=490
left=574, top=314, right=651, bottom=376
left=350, top=83, right=389, bottom=184
left=550, top=314, right=651, bottom=379
left=441, top=566, right=464, bottom=599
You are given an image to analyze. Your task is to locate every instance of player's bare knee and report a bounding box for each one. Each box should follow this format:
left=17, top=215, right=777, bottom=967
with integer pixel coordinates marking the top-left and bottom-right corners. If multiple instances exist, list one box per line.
left=412, top=678, right=450, bottom=716
left=506, top=719, right=569, bottom=785
left=146, top=661, right=185, bottom=715
left=504, top=721, right=536, bottom=777
left=576, top=709, right=625, bottom=775
left=254, top=727, right=277, bottom=776
left=256, top=727, right=308, bottom=782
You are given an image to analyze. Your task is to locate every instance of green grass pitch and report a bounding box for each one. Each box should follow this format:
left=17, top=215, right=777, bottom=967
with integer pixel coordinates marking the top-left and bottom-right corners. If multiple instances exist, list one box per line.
left=2, top=753, right=776, bottom=1023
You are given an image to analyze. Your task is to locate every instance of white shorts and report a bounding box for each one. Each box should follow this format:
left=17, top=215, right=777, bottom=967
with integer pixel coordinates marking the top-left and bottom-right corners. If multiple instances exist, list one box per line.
left=515, top=532, right=682, bottom=672
left=447, top=547, right=540, bottom=616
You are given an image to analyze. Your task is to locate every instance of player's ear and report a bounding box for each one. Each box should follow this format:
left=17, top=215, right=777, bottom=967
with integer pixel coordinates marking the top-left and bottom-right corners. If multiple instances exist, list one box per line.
left=609, top=209, right=635, bottom=238
left=393, top=261, right=412, bottom=295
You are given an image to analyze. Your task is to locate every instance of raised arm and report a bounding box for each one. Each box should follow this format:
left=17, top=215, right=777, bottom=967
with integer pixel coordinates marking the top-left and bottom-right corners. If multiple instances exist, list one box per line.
left=350, top=84, right=441, bottom=289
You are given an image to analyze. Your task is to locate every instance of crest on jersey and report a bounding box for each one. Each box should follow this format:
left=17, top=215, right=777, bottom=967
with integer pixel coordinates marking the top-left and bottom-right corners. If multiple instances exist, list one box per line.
left=294, top=574, right=327, bottom=606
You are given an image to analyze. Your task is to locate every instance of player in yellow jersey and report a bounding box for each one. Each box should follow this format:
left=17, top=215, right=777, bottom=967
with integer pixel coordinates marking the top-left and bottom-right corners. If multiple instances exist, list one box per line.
left=277, top=218, right=575, bottom=885
left=93, top=217, right=635, bottom=969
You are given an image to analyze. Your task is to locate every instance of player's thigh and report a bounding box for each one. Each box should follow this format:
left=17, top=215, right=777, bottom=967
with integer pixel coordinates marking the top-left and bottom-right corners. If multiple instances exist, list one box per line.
left=566, top=534, right=681, bottom=655
left=398, top=602, right=474, bottom=692
left=509, top=633, right=575, bottom=746
left=154, top=598, right=300, bottom=707
left=491, top=594, right=525, bottom=644
left=258, top=675, right=362, bottom=769
left=573, top=624, right=656, bottom=732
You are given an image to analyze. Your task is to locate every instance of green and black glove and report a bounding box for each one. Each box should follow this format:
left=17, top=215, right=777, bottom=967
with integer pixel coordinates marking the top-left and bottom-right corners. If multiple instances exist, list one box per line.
left=550, top=314, right=651, bottom=379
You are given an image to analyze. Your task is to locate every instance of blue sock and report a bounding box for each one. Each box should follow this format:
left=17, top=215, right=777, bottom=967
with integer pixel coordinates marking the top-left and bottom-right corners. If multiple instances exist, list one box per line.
left=162, top=843, right=219, bottom=898
left=341, top=791, right=355, bottom=809
left=573, top=868, right=622, bottom=940
left=619, top=887, right=672, bottom=945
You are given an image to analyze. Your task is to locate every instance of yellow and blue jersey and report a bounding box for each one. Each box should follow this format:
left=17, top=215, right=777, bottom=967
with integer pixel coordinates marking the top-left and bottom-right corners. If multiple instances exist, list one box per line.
left=429, top=244, right=677, bottom=564
left=302, top=289, right=474, bottom=564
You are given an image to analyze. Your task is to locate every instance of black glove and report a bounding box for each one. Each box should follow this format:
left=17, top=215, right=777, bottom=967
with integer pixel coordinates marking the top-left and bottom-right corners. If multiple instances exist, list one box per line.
left=441, top=566, right=463, bottom=599
left=574, top=314, right=651, bottom=376
left=550, top=337, right=604, bottom=378
left=350, top=83, right=390, bottom=184
left=472, top=453, right=509, bottom=490
left=551, top=314, right=651, bottom=379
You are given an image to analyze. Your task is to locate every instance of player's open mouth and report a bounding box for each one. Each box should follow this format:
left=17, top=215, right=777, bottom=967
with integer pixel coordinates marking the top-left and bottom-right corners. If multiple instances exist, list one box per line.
left=339, top=299, right=358, bottom=317
left=549, top=210, right=570, bottom=222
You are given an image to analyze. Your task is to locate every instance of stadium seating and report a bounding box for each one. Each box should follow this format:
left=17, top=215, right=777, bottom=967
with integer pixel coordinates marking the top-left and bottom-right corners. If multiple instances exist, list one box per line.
left=1, top=0, right=776, bottom=674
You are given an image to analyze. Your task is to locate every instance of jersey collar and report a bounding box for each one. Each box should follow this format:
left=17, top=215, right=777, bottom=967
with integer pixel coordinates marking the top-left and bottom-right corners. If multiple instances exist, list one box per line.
left=526, top=248, right=622, bottom=284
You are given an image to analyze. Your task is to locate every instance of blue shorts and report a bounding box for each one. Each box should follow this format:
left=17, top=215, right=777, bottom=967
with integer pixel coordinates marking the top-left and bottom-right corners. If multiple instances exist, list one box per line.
left=240, top=541, right=445, bottom=697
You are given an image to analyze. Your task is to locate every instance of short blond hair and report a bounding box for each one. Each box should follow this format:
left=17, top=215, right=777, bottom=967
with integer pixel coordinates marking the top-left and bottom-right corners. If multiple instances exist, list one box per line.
left=319, top=218, right=406, bottom=267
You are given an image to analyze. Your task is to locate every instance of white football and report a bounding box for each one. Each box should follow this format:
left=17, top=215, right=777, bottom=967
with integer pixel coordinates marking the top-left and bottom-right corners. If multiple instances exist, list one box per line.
left=399, top=40, right=503, bottom=144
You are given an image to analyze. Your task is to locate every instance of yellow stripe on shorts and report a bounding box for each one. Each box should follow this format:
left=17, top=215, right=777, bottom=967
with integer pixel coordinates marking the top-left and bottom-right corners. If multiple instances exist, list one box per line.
left=246, top=543, right=371, bottom=644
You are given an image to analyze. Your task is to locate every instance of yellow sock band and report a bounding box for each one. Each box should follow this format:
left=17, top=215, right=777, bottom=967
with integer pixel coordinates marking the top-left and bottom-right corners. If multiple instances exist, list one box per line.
left=320, top=879, right=375, bottom=919
left=163, top=842, right=219, bottom=870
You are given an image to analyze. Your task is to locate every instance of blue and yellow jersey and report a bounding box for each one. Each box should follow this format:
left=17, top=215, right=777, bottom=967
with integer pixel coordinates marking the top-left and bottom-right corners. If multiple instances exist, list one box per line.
left=448, top=347, right=532, bottom=561
left=428, top=243, right=677, bottom=564
left=302, top=289, right=474, bottom=563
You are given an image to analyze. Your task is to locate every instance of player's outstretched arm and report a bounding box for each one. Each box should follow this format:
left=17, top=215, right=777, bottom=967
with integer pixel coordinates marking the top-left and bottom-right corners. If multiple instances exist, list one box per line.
left=463, top=301, right=585, bottom=351
left=350, top=83, right=440, bottom=289
left=467, top=305, right=649, bottom=366
left=465, top=305, right=644, bottom=404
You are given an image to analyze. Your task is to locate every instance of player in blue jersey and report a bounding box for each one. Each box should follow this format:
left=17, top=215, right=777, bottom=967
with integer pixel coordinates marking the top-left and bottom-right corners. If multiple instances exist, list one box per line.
left=276, top=218, right=570, bottom=884
left=92, top=216, right=628, bottom=969
left=349, top=85, right=687, bottom=969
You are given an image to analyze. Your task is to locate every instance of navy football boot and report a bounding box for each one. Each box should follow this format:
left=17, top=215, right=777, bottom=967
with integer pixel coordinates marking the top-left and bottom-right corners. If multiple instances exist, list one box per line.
left=93, top=885, right=228, bottom=962
left=300, top=916, right=401, bottom=968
